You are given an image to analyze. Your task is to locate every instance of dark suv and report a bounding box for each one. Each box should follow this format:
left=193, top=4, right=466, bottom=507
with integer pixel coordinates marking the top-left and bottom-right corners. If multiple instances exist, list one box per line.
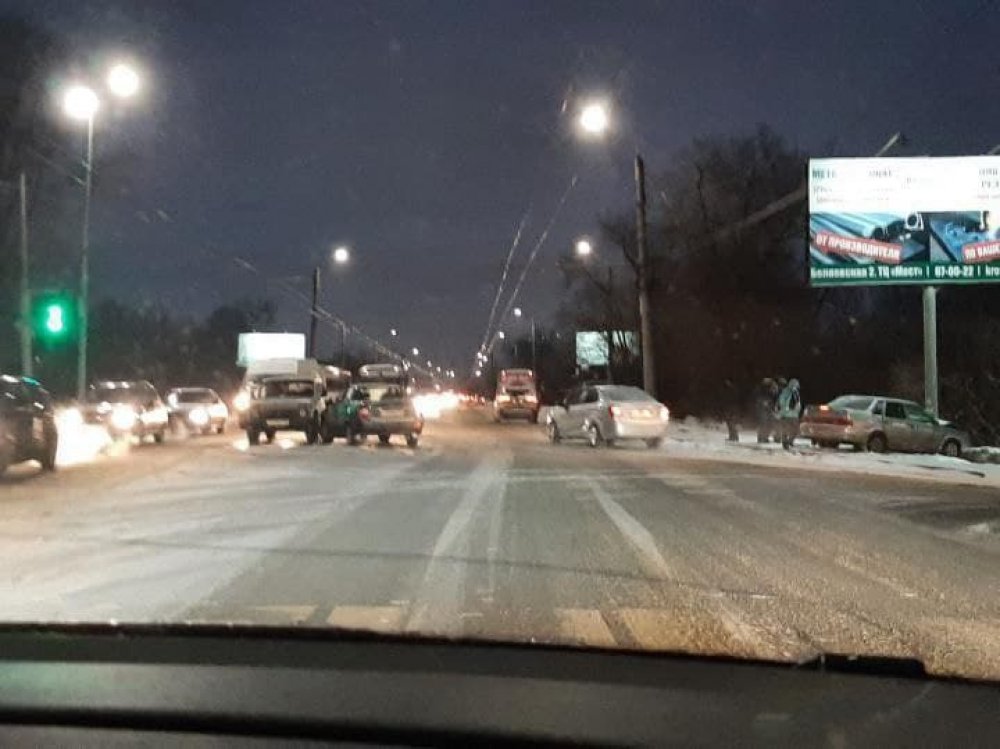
left=0, top=375, right=58, bottom=476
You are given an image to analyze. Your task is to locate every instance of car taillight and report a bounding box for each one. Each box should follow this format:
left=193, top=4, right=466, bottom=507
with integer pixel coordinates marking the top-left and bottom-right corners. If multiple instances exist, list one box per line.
left=524, top=394, right=537, bottom=403
left=609, top=405, right=621, bottom=419
left=358, top=407, right=371, bottom=421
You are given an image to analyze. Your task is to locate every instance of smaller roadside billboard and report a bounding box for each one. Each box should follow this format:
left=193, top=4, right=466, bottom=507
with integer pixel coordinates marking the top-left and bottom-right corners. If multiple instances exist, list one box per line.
left=237, top=333, right=306, bottom=367
left=576, top=331, right=638, bottom=369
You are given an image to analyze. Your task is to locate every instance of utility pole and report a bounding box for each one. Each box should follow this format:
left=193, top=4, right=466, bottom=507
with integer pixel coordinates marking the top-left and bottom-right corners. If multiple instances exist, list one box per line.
left=923, top=286, right=938, bottom=416
left=18, top=172, right=32, bottom=376
left=530, top=317, right=537, bottom=375
left=340, top=321, right=347, bottom=368
left=76, top=115, right=94, bottom=400
left=308, top=266, right=320, bottom=358
left=606, top=265, right=614, bottom=384
left=634, top=154, right=656, bottom=396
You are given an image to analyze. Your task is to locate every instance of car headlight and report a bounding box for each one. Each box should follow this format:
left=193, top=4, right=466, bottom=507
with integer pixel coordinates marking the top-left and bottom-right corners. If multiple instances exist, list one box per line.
left=208, top=403, right=228, bottom=419
left=110, top=405, right=137, bottom=431
left=234, top=391, right=251, bottom=412
left=56, top=407, right=83, bottom=431
left=189, top=407, right=209, bottom=426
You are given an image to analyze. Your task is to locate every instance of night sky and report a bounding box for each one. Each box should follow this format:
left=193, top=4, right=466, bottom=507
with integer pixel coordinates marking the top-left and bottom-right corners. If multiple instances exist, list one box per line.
left=7, top=0, right=1000, bottom=371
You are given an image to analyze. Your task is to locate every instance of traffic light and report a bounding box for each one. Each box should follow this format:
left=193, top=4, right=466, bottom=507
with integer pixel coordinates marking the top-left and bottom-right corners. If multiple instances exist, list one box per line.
left=31, top=292, right=77, bottom=345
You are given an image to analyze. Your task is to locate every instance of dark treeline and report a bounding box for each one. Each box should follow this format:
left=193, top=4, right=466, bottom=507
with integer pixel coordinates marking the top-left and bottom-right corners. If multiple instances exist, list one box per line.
left=559, top=126, right=1000, bottom=444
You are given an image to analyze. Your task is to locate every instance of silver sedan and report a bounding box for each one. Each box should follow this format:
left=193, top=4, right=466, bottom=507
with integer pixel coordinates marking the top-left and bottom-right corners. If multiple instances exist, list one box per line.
left=547, top=384, right=669, bottom=448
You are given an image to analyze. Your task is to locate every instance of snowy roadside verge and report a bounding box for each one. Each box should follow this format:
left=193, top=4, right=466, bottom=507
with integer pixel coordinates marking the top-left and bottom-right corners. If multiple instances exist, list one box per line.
left=662, top=417, right=1000, bottom=487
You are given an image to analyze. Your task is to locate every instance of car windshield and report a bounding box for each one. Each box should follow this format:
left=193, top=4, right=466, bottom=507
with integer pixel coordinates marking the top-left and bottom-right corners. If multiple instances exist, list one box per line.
left=828, top=396, right=875, bottom=411
left=86, top=386, right=153, bottom=403
left=4, top=0, right=1000, bottom=687
left=174, top=390, right=216, bottom=404
left=263, top=380, right=314, bottom=398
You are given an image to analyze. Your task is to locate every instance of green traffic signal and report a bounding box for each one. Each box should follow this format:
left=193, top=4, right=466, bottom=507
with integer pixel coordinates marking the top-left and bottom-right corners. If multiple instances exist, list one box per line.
left=44, top=304, right=66, bottom=334
left=32, top=292, right=76, bottom=344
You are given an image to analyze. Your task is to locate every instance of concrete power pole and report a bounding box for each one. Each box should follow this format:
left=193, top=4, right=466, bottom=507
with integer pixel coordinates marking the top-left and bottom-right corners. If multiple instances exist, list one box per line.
left=18, top=172, right=32, bottom=376
left=634, top=154, right=656, bottom=396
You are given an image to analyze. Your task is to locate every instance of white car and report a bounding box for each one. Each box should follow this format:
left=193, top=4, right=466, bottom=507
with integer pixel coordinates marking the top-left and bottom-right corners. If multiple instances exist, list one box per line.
left=166, top=387, right=229, bottom=435
left=547, top=384, right=669, bottom=448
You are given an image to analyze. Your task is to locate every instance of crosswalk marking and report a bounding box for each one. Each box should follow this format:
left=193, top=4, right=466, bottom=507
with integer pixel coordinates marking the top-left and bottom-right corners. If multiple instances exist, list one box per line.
left=554, top=608, right=617, bottom=647
left=328, top=605, right=406, bottom=632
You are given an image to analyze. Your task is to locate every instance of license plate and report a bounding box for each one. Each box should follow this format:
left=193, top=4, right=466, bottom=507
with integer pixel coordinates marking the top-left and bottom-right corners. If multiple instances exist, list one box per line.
left=266, top=419, right=289, bottom=427
left=380, top=410, right=403, bottom=419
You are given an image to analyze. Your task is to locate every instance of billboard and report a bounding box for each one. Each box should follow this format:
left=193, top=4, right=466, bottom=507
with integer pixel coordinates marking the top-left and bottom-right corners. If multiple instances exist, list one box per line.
left=237, top=332, right=306, bottom=367
left=576, top=331, right=638, bottom=368
left=808, top=156, right=1000, bottom=286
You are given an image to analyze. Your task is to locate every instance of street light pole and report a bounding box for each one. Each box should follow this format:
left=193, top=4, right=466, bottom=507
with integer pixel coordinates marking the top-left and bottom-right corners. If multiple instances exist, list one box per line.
left=76, top=114, right=94, bottom=400
left=530, top=317, right=537, bottom=375
left=308, top=266, right=321, bottom=358
left=634, top=154, right=656, bottom=396
left=18, top=172, right=32, bottom=376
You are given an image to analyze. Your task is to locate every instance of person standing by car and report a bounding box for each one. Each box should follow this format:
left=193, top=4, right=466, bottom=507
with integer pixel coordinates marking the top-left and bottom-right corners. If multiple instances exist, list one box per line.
left=776, top=378, right=802, bottom=450
left=755, top=378, right=777, bottom=443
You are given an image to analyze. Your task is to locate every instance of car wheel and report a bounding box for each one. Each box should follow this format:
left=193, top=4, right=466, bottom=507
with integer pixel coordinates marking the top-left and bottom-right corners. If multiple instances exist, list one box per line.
left=265, top=428, right=276, bottom=444
left=378, top=434, right=391, bottom=445
left=247, top=428, right=260, bottom=446
left=941, top=439, right=961, bottom=458
left=346, top=423, right=360, bottom=446
left=530, top=411, right=539, bottom=424
left=153, top=430, right=166, bottom=444
left=216, top=425, right=225, bottom=435
left=305, top=417, right=319, bottom=445
left=645, top=437, right=662, bottom=449
left=866, top=432, right=888, bottom=454
left=547, top=420, right=561, bottom=444
left=406, top=433, right=419, bottom=448
left=587, top=423, right=602, bottom=448
left=41, top=435, right=58, bottom=471
left=320, top=417, right=336, bottom=444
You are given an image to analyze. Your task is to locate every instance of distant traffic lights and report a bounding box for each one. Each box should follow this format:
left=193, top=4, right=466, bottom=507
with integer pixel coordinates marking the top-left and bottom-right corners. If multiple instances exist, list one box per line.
left=31, top=292, right=77, bottom=345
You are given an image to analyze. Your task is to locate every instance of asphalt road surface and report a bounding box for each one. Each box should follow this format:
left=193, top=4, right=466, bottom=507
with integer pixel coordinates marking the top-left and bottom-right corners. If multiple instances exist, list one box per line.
left=2, top=407, right=1000, bottom=680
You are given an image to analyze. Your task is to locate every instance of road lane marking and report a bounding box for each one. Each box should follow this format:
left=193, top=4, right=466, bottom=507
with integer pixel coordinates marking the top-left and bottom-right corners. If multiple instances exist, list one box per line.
left=555, top=608, right=616, bottom=648
left=328, top=605, right=405, bottom=633
left=406, top=452, right=511, bottom=635
left=583, top=477, right=673, bottom=579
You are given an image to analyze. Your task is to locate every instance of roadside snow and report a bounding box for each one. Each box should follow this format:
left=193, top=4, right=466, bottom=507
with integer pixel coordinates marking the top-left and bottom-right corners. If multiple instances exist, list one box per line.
left=661, top=416, right=1000, bottom=487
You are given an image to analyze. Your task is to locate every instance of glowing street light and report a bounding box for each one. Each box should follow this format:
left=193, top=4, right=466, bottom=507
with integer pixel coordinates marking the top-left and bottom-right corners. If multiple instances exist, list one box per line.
left=578, top=101, right=610, bottom=137
left=332, top=246, right=350, bottom=264
left=107, top=63, right=140, bottom=98
left=575, top=238, right=593, bottom=257
left=513, top=307, right=522, bottom=318
left=475, top=369, right=483, bottom=377
left=62, top=85, right=100, bottom=122
left=497, top=331, right=505, bottom=340
left=390, top=328, right=398, bottom=337
left=412, top=347, right=420, bottom=356
left=426, top=360, right=433, bottom=368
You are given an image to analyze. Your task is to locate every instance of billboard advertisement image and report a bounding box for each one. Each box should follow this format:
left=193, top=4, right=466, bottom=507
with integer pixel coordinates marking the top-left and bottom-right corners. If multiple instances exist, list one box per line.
left=808, top=156, right=1000, bottom=286
left=575, top=331, right=638, bottom=369
left=237, top=332, right=306, bottom=367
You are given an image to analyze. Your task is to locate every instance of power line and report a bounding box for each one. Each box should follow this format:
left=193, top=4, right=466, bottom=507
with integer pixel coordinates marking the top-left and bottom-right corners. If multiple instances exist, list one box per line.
left=478, top=208, right=531, bottom=355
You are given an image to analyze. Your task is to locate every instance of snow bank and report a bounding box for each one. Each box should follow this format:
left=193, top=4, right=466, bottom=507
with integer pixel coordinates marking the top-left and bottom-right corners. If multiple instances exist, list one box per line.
left=662, top=416, right=1000, bottom=487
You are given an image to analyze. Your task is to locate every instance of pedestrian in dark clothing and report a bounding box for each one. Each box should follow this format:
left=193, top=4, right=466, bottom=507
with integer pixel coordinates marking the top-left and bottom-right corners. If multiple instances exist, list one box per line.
left=756, top=378, right=777, bottom=443
left=776, top=378, right=802, bottom=450
left=722, top=377, right=740, bottom=442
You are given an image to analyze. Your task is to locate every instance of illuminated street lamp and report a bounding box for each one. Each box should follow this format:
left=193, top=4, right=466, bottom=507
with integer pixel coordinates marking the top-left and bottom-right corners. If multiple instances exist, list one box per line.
left=332, top=246, right=350, bottom=264
left=390, top=328, right=398, bottom=337
left=513, top=307, right=522, bottom=318
left=497, top=331, right=505, bottom=340
left=575, top=238, right=593, bottom=257
left=412, top=347, right=420, bottom=356
left=61, top=62, right=142, bottom=399
left=107, top=63, right=141, bottom=98
left=475, top=369, right=483, bottom=377
left=578, top=101, right=610, bottom=137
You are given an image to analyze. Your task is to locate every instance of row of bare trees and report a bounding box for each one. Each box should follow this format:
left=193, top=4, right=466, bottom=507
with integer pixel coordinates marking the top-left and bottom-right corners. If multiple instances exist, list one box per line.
left=559, top=126, right=1000, bottom=443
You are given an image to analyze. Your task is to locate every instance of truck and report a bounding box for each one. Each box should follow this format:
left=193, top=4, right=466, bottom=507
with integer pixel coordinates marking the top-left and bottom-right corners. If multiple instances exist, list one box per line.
left=493, top=368, right=539, bottom=423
